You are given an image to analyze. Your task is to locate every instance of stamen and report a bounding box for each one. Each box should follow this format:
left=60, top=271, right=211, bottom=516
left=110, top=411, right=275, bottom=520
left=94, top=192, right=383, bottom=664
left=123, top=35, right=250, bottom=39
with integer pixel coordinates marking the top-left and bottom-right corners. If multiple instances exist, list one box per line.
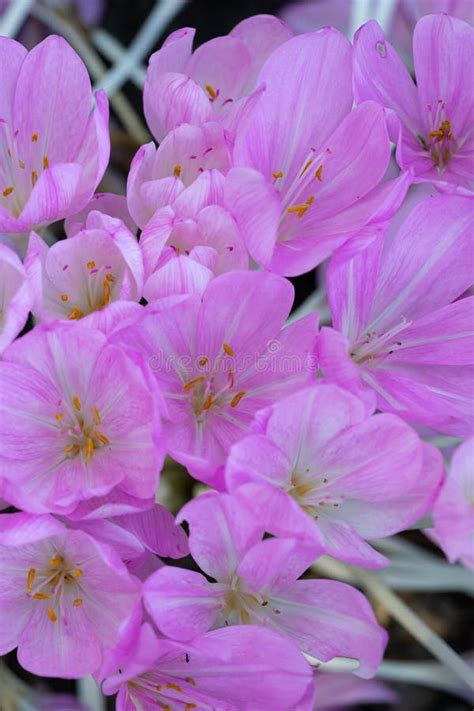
left=87, top=261, right=96, bottom=270
left=50, top=556, right=63, bottom=567
left=68, top=306, right=83, bottom=320
left=55, top=413, right=63, bottom=421
left=314, top=164, right=323, bottom=181
left=84, top=437, right=94, bottom=462
left=2, top=186, right=14, bottom=197
left=166, top=683, right=182, bottom=692
left=185, top=705, right=197, bottom=711
left=272, top=170, right=284, bottom=180
left=173, top=164, right=182, bottom=178
left=19, top=160, right=25, bottom=169
left=198, top=356, right=209, bottom=366
left=230, top=390, right=246, bottom=408
left=47, top=608, right=57, bottom=623
left=31, top=133, right=38, bottom=142
left=64, top=443, right=80, bottom=455
left=26, top=568, right=36, bottom=593
left=43, top=155, right=49, bottom=169
left=183, top=376, right=205, bottom=392
left=203, top=394, right=213, bottom=410
left=72, top=396, right=82, bottom=412
left=102, top=278, right=111, bottom=306
left=92, top=406, right=101, bottom=425
left=223, top=342, right=234, bottom=356
left=205, top=83, right=218, bottom=100
left=73, top=569, right=83, bottom=578
left=287, top=195, right=314, bottom=218
left=300, top=158, right=313, bottom=176
left=73, top=598, right=83, bottom=607
left=33, top=592, right=51, bottom=600
left=94, top=430, right=110, bottom=446
left=31, top=170, right=38, bottom=186
left=60, top=294, right=69, bottom=302
left=105, top=273, right=115, bottom=282
left=184, top=677, right=196, bottom=686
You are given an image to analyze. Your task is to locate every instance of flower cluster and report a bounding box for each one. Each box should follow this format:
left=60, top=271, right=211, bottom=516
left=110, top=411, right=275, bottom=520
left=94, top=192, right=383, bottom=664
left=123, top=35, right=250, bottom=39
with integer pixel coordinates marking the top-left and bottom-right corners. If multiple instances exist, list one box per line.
left=0, top=9, right=472, bottom=710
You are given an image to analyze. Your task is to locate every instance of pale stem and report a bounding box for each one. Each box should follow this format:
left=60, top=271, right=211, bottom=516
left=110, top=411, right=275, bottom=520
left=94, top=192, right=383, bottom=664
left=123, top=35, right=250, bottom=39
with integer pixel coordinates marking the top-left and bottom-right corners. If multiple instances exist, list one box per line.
left=94, top=0, right=188, bottom=96
left=0, top=0, right=34, bottom=37
left=29, top=3, right=150, bottom=145
left=92, top=29, right=146, bottom=88
left=78, top=676, right=106, bottom=711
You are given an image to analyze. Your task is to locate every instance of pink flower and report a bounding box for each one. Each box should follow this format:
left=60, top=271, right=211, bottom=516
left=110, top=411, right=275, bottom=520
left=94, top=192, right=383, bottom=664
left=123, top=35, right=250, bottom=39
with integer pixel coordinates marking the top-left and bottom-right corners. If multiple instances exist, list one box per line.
left=144, top=491, right=386, bottom=677
left=226, top=29, right=410, bottom=275
left=24, top=211, right=144, bottom=327
left=127, top=122, right=231, bottom=228
left=0, top=322, right=164, bottom=514
left=0, top=513, right=141, bottom=678
left=226, top=385, right=443, bottom=568
left=64, top=192, right=137, bottom=237
left=102, top=622, right=315, bottom=710
left=0, top=36, right=109, bottom=236
left=431, top=437, right=474, bottom=569
left=143, top=15, right=293, bottom=142
left=140, top=171, right=248, bottom=299
left=317, top=193, right=474, bottom=436
left=353, top=14, right=474, bottom=192
left=112, top=270, right=317, bottom=485
left=0, top=242, right=32, bottom=353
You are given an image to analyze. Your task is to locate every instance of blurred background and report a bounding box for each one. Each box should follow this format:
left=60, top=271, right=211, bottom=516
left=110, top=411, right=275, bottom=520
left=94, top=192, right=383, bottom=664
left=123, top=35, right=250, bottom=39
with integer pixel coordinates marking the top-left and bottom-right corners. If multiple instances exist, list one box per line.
left=0, top=1, right=472, bottom=709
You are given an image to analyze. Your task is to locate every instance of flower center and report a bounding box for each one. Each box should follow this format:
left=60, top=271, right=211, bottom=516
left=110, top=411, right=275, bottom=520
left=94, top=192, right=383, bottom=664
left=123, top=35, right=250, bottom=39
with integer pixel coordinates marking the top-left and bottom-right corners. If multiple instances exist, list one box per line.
left=60, top=259, right=117, bottom=320
left=26, top=553, right=84, bottom=624
left=55, top=395, right=110, bottom=462
left=420, top=101, right=458, bottom=171
left=289, top=470, right=344, bottom=520
left=350, top=316, right=411, bottom=364
left=129, top=672, right=204, bottom=711
left=0, top=126, right=49, bottom=218
left=182, top=343, right=246, bottom=421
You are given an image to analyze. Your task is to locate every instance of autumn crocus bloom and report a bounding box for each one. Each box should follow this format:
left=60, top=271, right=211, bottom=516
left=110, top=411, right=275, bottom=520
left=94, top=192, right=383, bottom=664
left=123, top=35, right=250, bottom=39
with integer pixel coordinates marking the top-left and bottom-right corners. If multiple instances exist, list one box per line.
left=0, top=513, right=141, bottom=678
left=431, top=438, right=474, bottom=569
left=226, top=29, right=410, bottom=275
left=317, top=194, right=474, bottom=436
left=0, top=242, right=31, bottom=353
left=353, top=14, right=474, bottom=192
left=0, top=322, right=164, bottom=514
left=113, top=270, right=317, bottom=485
left=143, top=15, right=293, bottom=142
left=226, top=385, right=443, bottom=568
left=140, top=170, right=248, bottom=299
left=144, top=491, right=387, bottom=677
left=25, top=211, right=144, bottom=326
left=0, top=36, right=109, bottom=237
left=103, top=622, right=315, bottom=710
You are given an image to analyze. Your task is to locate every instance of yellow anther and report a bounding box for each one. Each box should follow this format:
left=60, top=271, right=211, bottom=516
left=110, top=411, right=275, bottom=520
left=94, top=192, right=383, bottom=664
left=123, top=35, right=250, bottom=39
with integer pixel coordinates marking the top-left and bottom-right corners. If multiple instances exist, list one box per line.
left=287, top=195, right=314, bottom=219
left=92, top=406, right=101, bottom=425
left=68, top=306, right=83, bottom=320
left=230, top=390, right=246, bottom=408
left=64, top=443, right=80, bottom=455
left=73, top=569, right=83, bottom=578
left=50, top=555, right=63, bottom=567
left=185, top=677, right=196, bottom=686
left=32, top=133, right=38, bottom=142
left=198, top=356, right=209, bottom=366
left=223, top=342, right=234, bottom=356
left=205, top=83, right=217, bottom=100
left=203, top=394, right=213, bottom=411
left=84, top=437, right=94, bottom=462
left=33, top=592, right=51, bottom=600
left=166, top=683, right=182, bottom=692
left=429, top=119, right=453, bottom=141
left=43, top=155, right=49, bottom=169
left=300, top=159, right=313, bottom=176
left=47, top=607, right=57, bottom=623
left=183, top=376, right=205, bottom=392
left=185, top=705, right=197, bottom=711
left=2, top=186, right=14, bottom=197
left=60, top=294, right=69, bottom=302
left=228, top=368, right=234, bottom=389
left=73, top=598, right=83, bottom=607
left=272, top=170, right=284, bottom=179
left=31, top=170, right=38, bottom=186
left=173, top=164, right=182, bottom=178
left=72, top=395, right=82, bottom=412
left=87, top=260, right=96, bottom=270
left=105, top=273, right=115, bottom=282
left=55, top=412, right=63, bottom=421
left=102, top=278, right=111, bottom=306
left=7, top=148, right=12, bottom=158
left=315, top=164, right=323, bottom=181
left=158, top=704, right=171, bottom=711
left=94, top=430, right=110, bottom=446
left=19, top=160, right=25, bottom=169
left=26, top=568, right=36, bottom=593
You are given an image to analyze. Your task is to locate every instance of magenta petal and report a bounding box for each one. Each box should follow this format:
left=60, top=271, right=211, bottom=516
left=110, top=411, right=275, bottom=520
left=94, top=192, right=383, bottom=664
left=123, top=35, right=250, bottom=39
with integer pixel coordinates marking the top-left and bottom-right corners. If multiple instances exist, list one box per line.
left=113, top=504, right=189, bottom=559
left=19, top=163, right=82, bottom=227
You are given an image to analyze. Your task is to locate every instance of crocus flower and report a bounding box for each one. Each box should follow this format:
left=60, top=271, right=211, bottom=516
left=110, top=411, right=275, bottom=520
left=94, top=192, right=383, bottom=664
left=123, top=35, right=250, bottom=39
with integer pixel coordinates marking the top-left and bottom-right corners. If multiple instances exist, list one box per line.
left=25, top=211, right=144, bottom=326
left=226, top=29, right=410, bottom=275
left=143, top=15, right=293, bottom=142
left=317, top=193, right=474, bottom=436
left=226, top=385, right=443, bottom=568
left=112, top=270, right=317, bottom=485
left=127, top=122, right=231, bottom=228
left=0, top=322, right=164, bottom=514
left=65, top=192, right=137, bottom=237
left=102, top=622, right=315, bottom=710
left=0, top=35, right=109, bottom=237
left=353, top=14, right=474, bottom=192
left=144, top=491, right=387, bottom=677
left=431, top=438, right=474, bottom=569
left=0, top=512, right=141, bottom=678
left=140, top=170, right=248, bottom=299
left=0, top=242, right=32, bottom=353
